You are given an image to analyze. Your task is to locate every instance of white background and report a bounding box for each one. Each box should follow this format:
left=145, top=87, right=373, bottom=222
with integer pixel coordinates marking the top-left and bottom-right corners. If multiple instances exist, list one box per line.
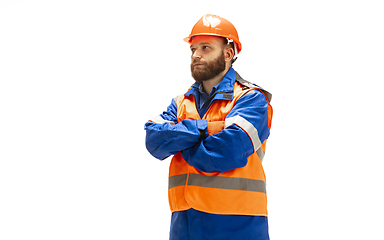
left=1, top=0, right=383, bottom=239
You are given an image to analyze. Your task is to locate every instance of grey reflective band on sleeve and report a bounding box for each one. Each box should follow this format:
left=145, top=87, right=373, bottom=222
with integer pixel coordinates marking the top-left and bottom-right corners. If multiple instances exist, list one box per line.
left=150, top=115, right=175, bottom=124
left=224, top=115, right=262, bottom=152
left=256, top=148, right=265, bottom=162
left=169, top=173, right=266, bottom=193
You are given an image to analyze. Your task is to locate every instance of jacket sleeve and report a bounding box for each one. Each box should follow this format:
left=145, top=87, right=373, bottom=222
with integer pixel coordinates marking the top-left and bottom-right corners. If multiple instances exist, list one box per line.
left=144, top=98, right=208, bottom=160
left=182, top=90, right=270, bottom=173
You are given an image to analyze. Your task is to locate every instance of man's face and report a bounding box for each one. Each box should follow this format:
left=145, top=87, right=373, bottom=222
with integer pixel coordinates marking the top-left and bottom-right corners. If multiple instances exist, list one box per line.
left=190, top=36, right=226, bottom=82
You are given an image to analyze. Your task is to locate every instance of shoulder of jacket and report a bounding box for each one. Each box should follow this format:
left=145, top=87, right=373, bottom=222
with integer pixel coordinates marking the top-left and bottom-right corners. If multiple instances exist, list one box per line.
left=173, top=94, right=184, bottom=105
left=172, top=86, right=194, bottom=104
left=235, top=72, right=272, bottom=102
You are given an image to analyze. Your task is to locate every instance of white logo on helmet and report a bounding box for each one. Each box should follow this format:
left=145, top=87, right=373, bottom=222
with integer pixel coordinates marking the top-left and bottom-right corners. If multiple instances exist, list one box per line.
left=202, top=15, right=221, bottom=28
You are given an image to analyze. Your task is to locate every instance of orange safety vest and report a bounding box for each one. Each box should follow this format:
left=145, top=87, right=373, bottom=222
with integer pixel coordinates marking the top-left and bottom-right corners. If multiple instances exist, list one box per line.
left=168, top=79, right=273, bottom=216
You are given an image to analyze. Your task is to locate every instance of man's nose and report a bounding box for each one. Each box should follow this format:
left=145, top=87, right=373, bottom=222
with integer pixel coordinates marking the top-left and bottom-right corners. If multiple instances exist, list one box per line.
left=192, top=49, right=202, bottom=59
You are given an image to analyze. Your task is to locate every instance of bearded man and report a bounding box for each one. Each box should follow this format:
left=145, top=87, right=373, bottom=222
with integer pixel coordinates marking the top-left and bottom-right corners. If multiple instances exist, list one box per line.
left=145, top=14, right=273, bottom=240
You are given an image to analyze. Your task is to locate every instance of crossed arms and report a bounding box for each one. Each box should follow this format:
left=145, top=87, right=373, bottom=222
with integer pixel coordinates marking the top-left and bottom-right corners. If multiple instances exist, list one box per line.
left=144, top=91, right=270, bottom=173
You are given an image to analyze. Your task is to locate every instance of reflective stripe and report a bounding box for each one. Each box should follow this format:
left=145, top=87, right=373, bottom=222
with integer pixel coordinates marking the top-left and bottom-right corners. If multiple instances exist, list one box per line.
left=168, top=174, right=187, bottom=189
left=150, top=115, right=175, bottom=124
left=188, top=174, right=266, bottom=193
left=169, top=173, right=266, bottom=193
left=256, top=148, right=265, bottom=162
left=224, top=115, right=261, bottom=152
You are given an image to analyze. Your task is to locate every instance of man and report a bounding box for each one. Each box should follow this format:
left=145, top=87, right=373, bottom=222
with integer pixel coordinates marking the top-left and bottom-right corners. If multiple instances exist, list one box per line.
left=145, top=14, right=273, bottom=240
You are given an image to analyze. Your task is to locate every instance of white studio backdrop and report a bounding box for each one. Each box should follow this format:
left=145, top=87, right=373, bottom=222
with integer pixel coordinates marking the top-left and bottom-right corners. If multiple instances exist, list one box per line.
left=1, top=0, right=383, bottom=239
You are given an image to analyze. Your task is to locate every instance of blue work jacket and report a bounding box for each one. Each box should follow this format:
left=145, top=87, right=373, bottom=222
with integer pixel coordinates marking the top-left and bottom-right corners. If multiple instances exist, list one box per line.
left=144, top=68, right=271, bottom=240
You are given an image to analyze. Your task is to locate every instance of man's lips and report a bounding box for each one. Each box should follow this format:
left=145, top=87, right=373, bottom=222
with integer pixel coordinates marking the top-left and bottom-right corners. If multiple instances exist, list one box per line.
left=193, top=63, right=203, bottom=67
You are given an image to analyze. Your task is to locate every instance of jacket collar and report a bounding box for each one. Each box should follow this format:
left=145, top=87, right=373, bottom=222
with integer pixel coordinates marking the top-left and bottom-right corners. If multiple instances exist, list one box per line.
left=185, top=67, right=237, bottom=101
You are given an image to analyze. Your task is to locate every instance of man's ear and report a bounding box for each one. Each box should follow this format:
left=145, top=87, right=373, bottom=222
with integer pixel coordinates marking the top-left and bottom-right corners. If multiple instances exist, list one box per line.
left=224, top=47, right=234, bottom=63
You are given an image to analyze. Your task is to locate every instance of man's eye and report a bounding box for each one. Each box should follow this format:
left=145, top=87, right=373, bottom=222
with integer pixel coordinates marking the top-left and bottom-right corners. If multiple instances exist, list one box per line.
left=191, top=48, right=196, bottom=52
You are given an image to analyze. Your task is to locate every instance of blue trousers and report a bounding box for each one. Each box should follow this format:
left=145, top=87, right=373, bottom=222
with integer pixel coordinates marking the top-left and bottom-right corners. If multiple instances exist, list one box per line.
left=169, top=209, right=270, bottom=240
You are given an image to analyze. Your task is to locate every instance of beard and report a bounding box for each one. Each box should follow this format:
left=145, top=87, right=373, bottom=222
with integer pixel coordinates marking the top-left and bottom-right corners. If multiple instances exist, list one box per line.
left=190, top=52, right=226, bottom=82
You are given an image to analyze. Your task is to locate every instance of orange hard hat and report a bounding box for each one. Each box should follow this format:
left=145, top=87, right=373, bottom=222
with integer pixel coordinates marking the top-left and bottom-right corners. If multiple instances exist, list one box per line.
left=184, top=14, right=242, bottom=55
